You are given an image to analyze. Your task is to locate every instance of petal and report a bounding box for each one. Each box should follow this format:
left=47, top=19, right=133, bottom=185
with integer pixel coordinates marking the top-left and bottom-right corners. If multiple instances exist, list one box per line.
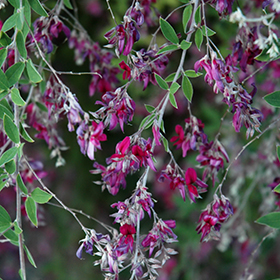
left=185, top=168, right=197, bottom=185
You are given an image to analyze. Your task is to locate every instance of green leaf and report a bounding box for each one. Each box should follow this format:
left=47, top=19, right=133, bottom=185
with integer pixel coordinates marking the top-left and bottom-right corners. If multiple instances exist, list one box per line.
left=169, top=82, right=180, bottom=95
left=4, top=228, right=19, bottom=242
left=160, top=18, right=179, bottom=45
left=0, top=31, right=12, bottom=47
left=195, top=28, right=203, bottom=51
left=4, top=114, right=20, bottom=144
left=13, top=221, right=23, bottom=234
left=25, top=197, right=38, bottom=227
left=0, top=90, right=9, bottom=101
left=6, top=62, right=25, bottom=87
left=16, top=8, right=24, bottom=30
left=26, top=59, right=43, bottom=83
left=17, top=143, right=24, bottom=160
left=27, top=0, right=48, bottom=17
left=2, top=13, right=19, bottom=32
left=16, top=31, right=27, bottom=59
left=273, top=183, right=280, bottom=194
left=161, top=135, right=169, bottom=152
left=8, top=0, right=20, bottom=8
left=35, top=101, right=48, bottom=112
left=22, top=0, right=31, bottom=37
left=255, top=48, right=271, bottom=62
left=19, top=122, right=34, bottom=142
left=16, top=174, right=28, bottom=195
left=31, top=187, right=52, bottom=204
left=24, top=245, right=37, bottom=268
left=63, top=0, right=73, bottom=9
left=169, top=92, right=178, bottom=109
left=11, top=88, right=26, bottom=106
left=184, top=69, right=202, bottom=78
left=182, top=5, right=193, bottom=33
left=201, top=25, right=216, bottom=37
left=145, top=104, right=155, bottom=113
left=256, top=212, right=280, bottom=229
left=155, top=73, right=169, bottom=90
left=0, top=147, right=18, bottom=166
left=277, top=145, right=280, bottom=162
left=0, top=104, right=14, bottom=120
left=5, top=160, right=16, bottom=174
left=0, top=69, right=9, bottom=90
left=180, top=40, right=192, bottom=50
left=165, top=72, right=181, bottom=82
left=182, top=75, right=193, bottom=102
left=0, top=174, right=9, bottom=192
left=0, top=205, right=12, bottom=233
left=157, top=44, right=178, bottom=55
left=0, top=48, right=7, bottom=68
left=264, top=91, right=280, bottom=107
left=139, top=114, right=154, bottom=130
left=194, top=5, right=201, bottom=25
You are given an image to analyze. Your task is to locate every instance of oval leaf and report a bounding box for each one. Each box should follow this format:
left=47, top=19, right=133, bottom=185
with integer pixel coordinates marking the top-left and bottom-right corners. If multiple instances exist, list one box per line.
left=25, top=197, right=38, bottom=227
left=184, top=69, right=202, bottom=78
left=11, top=88, right=26, bottom=106
left=31, top=187, right=52, bottom=204
left=0, top=31, right=12, bottom=47
left=19, top=122, right=34, bottom=142
left=27, top=0, right=48, bottom=17
left=4, top=114, right=20, bottom=144
left=16, top=30, right=27, bottom=59
left=63, top=0, right=73, bottom=9
left=169, top=82, right=180, bottom=95
left=16, top=174, right=28, bottom=195
left=180, top=40, right=192, bottom=50
left=155, top=73, right=169, bottom=90
left=169, top=92, right=178, bottom=109
left=182, top=5, right=193, bottom=33
left=0, top=48, right=7, bottom=68
left=5, top=159, right=16, bottom=174
left=264, top=91, right=280, bottom=107
left=6, top=62, right=25, bottom=87
left=24, top=245, right=37, bottom=268
left=0, top=104, right=14, bottom=119
left=160, top=18, right=179, bottom=45
left=0, top=205, right=12, bottom=233
left=157, top=44, right=178, bottom=55
left=182, top=75, right=193, bottom=102
left=256, top=212, right=280, bottom=229
left=2, top=13, right=19, bottom=32
left=26, top=59, right=43, bottom=83
left=0, top=69, right=9, bottom=90
left=0, top=146, right=18, bottom=166
left=195, top=28, right=203, bottom=51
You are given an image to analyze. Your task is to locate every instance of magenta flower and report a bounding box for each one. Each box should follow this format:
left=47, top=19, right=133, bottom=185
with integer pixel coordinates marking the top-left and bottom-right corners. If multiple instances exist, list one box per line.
left=171, top=117, right=208, bottom=157
left=104, top=17, right=140, bottom=57
left=119, top=60, right=131, bottom=80
left=119, top=224, right=136, bottom=252
left=95, top=89, right=135, bottom=132
left=185, top=168, right=208, bottom=203
left=196, top=194, right=233, bottom=242
left=77, top=121, right=107, bottom=160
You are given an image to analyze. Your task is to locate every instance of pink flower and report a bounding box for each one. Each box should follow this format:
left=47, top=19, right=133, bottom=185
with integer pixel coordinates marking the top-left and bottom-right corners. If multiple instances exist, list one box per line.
left=119, top=61, right=131, bottom=80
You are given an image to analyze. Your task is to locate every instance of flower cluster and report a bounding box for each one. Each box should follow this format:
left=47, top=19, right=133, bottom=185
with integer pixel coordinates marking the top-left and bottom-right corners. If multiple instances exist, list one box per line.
left=69, top=30, right=120, bottom=96
left=196, top=140, right=229, bottom=184
left=32, top=15, right=70, bottom=54
left=92, top=136, right=156, bottom=195
left=196, top=194, right=234, bottom=242
left=195, top=52, right=263, bottom=137
left=159, top=165, right=208, bottom=203
left=95, top=88, right=136, bottom=132
left=170, top=117, right=208, bottom=157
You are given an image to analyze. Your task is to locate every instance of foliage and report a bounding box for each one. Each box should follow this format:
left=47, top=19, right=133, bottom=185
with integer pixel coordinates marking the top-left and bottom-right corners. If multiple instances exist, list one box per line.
left=0, top=0, right=280, bottom=279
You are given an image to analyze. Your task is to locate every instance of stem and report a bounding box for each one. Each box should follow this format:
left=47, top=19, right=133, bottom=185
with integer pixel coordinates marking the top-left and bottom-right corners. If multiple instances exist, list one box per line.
left=23, top=158, right=89, bottom=236
left=14, top=0, right=26, bottom=277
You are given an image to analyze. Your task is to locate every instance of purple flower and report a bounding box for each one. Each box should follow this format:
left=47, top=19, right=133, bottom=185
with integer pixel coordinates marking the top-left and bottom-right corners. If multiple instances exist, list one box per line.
left=196, top=194, right=233, bottom=242
left=77, top=121, right=107, bottom=160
